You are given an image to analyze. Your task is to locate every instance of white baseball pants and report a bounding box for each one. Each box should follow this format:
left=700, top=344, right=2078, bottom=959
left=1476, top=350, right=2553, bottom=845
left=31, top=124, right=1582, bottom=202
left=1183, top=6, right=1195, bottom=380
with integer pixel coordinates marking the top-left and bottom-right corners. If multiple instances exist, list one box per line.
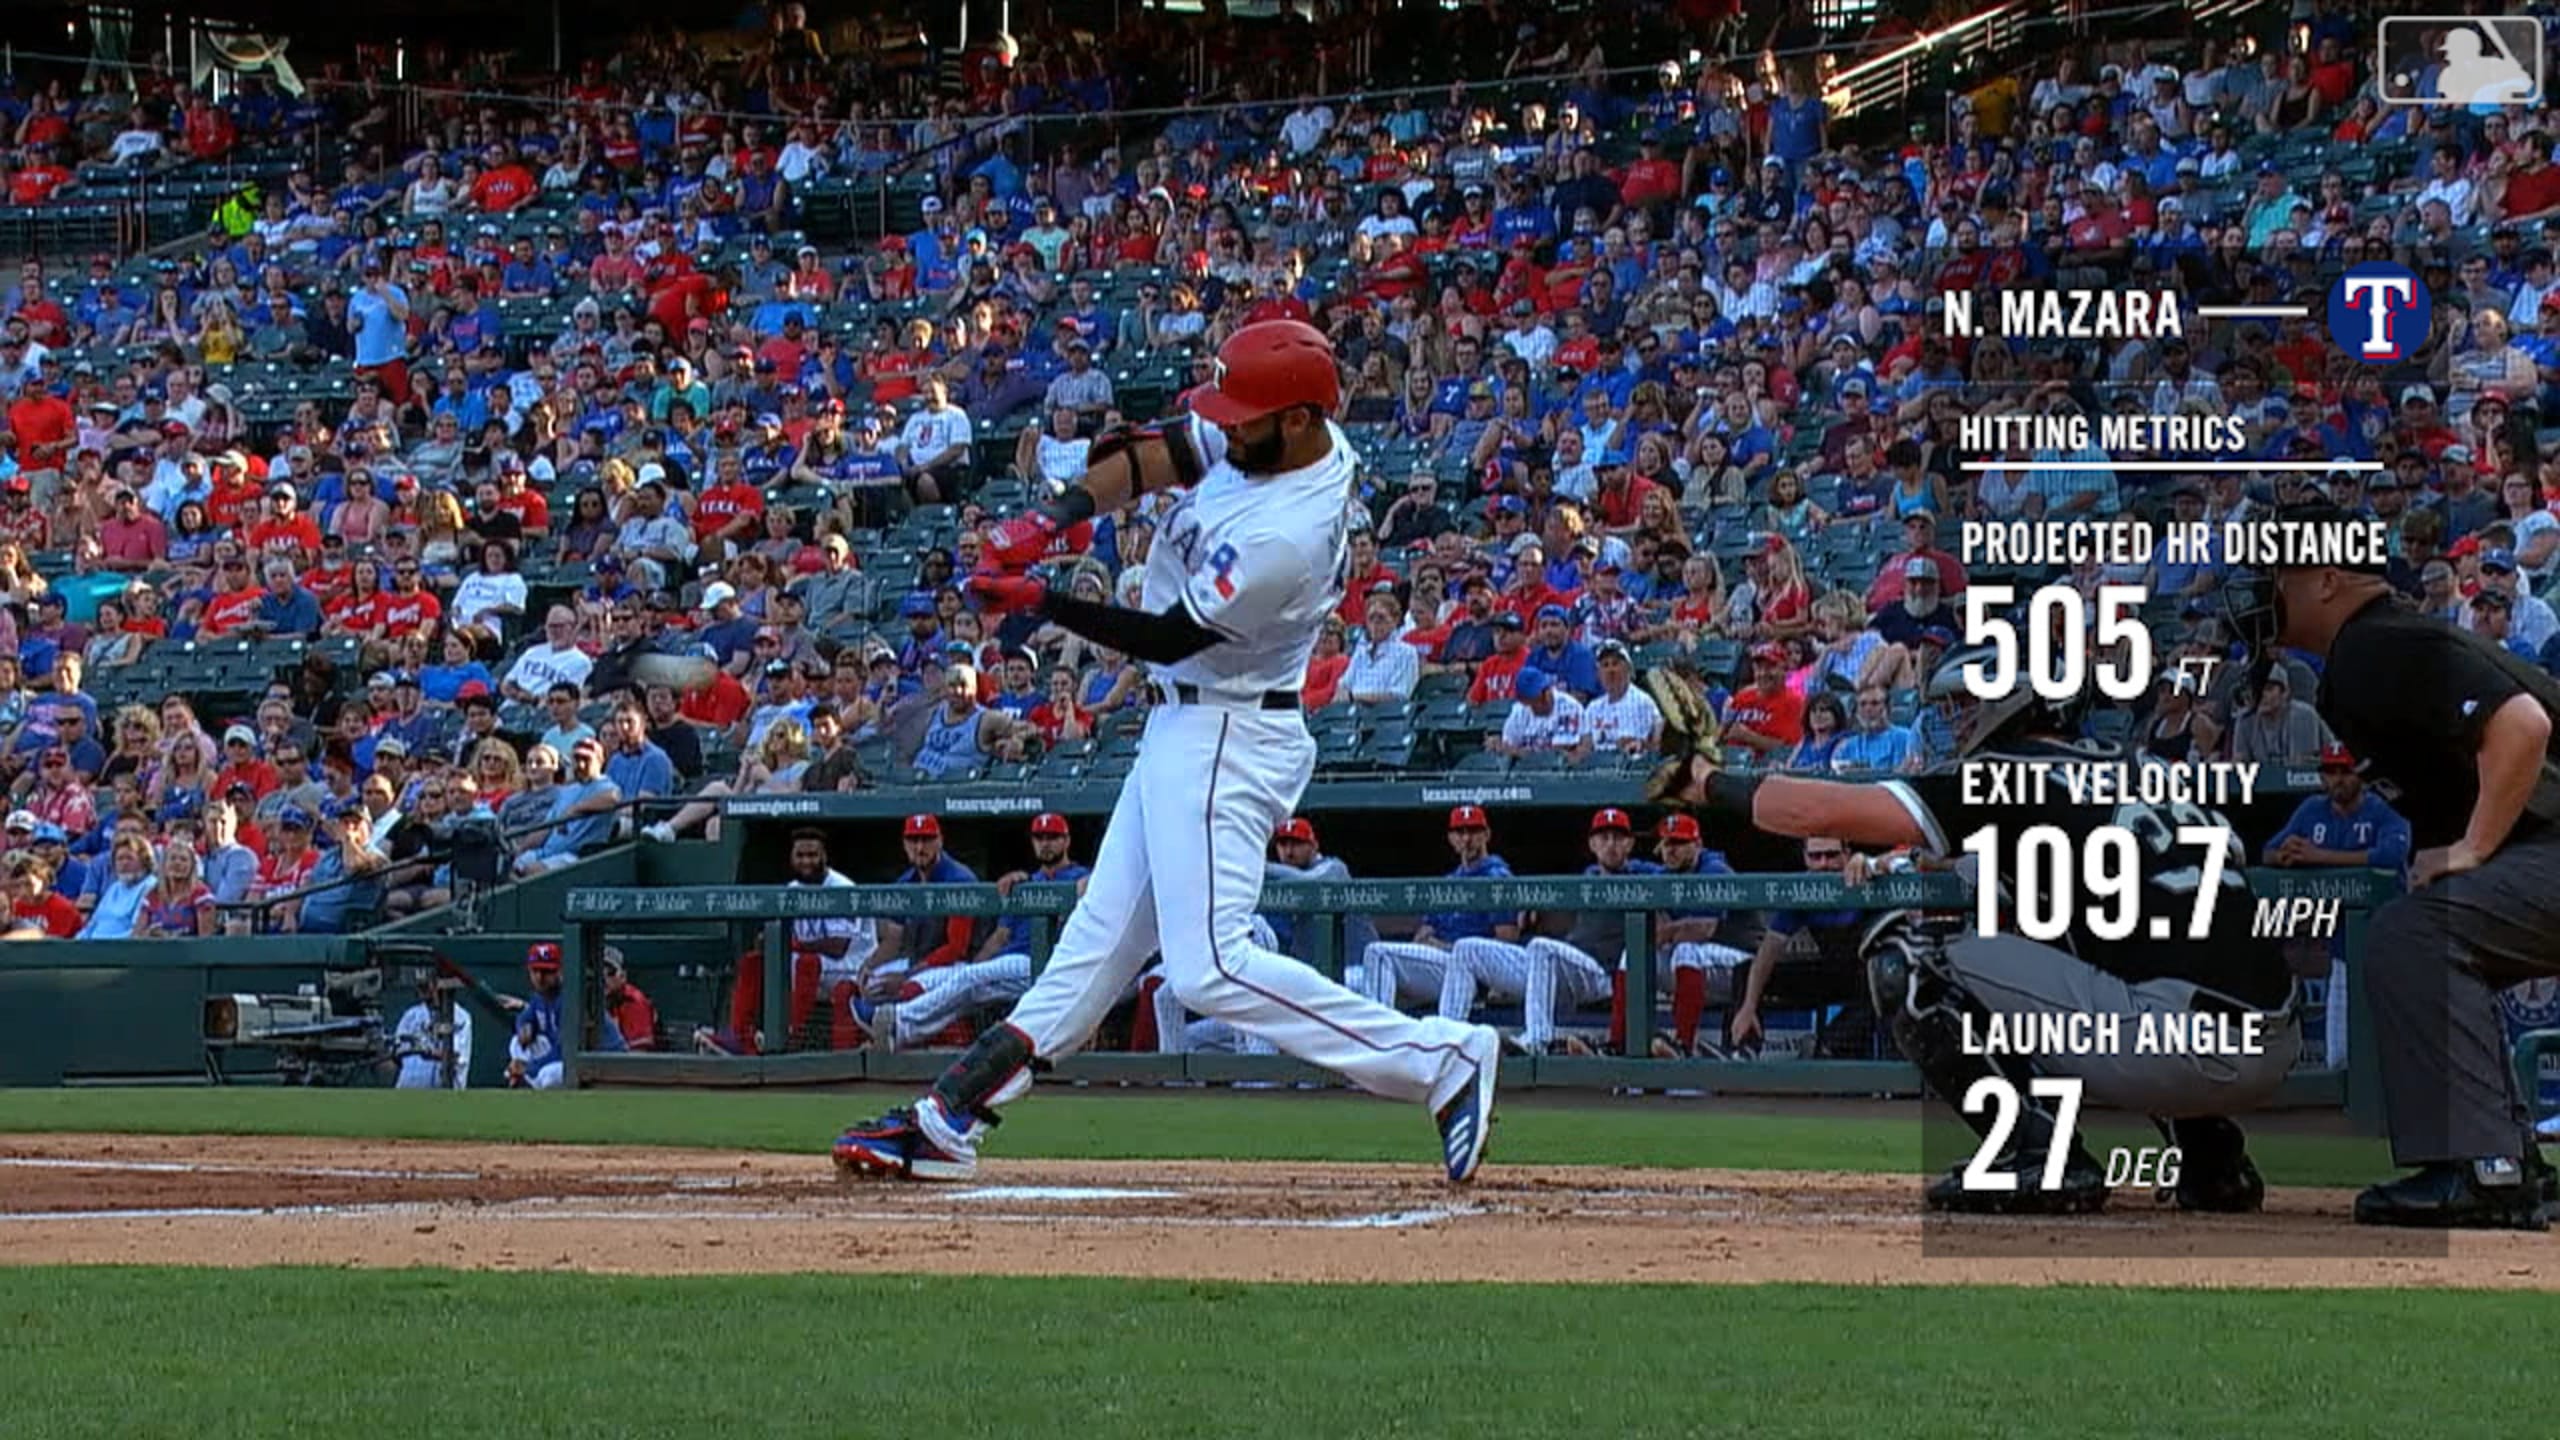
left=996, top=700, right=1482, bottom=1105
left=1360, top=940, right=1452, bottom=1010
left=1150, top=919, right=1284, bottom=1056
left=1522, top=938, right=1614, bottom=1047
left=1441, top=936, right=1534, bottom=1022
left=895, top=953, right=1037, bottom=1047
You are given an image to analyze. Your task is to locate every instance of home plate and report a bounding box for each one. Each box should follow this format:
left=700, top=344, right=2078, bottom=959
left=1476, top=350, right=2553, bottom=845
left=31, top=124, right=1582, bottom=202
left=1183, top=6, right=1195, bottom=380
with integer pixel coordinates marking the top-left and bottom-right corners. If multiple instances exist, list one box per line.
left=947, top=1186, right=1183, bottom=1203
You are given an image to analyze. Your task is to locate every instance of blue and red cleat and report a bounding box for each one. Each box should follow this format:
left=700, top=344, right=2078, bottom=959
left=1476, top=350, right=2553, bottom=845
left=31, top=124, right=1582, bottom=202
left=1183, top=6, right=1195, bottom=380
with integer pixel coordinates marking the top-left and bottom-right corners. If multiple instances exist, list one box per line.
left=832, top=1100, right=980, bottom=1181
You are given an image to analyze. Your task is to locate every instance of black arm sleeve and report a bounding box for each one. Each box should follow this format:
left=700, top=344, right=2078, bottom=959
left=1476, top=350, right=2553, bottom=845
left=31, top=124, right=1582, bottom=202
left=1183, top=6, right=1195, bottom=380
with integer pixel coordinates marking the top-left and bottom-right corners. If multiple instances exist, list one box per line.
left=1038, top=591, right=1224, bottom=664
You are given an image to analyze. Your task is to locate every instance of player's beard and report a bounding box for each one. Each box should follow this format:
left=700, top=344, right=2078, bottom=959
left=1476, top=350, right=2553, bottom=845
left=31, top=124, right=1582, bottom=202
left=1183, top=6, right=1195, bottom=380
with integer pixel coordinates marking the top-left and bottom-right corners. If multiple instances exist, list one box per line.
left=1230, top=417, right=1288, bottom=472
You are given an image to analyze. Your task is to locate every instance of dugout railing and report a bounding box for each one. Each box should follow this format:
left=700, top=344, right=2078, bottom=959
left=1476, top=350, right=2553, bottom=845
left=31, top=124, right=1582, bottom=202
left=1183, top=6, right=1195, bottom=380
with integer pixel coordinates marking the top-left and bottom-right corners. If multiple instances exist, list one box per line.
left=557, top=868, right=2399, bottom=1129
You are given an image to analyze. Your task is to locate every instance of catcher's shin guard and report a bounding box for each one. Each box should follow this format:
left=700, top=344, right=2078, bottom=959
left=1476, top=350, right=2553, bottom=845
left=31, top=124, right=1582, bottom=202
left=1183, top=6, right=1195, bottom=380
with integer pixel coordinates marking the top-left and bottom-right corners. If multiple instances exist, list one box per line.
left=1867, top=914, right=2106, bottom=1215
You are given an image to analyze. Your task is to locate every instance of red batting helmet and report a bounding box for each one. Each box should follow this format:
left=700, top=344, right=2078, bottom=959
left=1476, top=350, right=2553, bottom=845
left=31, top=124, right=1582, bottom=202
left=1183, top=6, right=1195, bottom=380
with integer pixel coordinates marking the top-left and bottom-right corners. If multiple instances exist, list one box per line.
left=1188, top=319, right=1340, bottom=426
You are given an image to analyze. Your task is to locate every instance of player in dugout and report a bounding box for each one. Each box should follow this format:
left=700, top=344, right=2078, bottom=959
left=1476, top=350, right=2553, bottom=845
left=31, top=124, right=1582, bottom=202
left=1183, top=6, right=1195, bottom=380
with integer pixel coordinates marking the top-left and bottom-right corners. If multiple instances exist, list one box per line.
left=2234, top=500, right=2560, bottom=1229
left=1649, top=642, right=2298, bottom=1217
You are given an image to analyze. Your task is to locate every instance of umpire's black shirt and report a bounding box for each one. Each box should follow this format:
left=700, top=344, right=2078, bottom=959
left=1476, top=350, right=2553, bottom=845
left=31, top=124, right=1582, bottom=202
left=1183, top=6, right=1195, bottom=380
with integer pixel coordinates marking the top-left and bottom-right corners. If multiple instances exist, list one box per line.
left=2317, top=594, right=2560, bottom=850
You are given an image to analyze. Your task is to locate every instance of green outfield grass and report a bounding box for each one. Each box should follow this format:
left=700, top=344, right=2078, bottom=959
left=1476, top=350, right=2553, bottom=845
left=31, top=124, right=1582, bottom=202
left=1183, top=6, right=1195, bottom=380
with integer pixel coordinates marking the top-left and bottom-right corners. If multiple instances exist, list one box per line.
left=0, top=1086, right=2400, bottom=1187
left=2, top=1267, right=2547, bottom=1440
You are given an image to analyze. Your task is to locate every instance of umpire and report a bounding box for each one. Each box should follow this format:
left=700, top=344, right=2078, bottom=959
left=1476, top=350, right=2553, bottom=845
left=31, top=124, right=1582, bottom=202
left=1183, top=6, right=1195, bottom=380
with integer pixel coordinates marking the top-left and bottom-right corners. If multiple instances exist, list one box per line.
left=2248, top=502, right=2560, bottom=1229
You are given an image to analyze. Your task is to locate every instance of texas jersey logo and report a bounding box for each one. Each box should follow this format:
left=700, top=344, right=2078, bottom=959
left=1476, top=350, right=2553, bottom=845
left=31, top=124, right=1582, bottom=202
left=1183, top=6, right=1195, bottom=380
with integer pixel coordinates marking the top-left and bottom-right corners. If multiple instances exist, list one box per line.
left=2328, top=262, right=2430, bottom=363
left=1206, top=541, right=1242, bottom=599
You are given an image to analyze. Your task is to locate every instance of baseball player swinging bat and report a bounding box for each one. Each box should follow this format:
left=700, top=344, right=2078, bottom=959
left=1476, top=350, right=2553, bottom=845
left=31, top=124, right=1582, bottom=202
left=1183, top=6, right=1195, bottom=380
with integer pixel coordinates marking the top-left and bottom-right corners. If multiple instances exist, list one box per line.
left=833, top=320, right=1502, bottom=1184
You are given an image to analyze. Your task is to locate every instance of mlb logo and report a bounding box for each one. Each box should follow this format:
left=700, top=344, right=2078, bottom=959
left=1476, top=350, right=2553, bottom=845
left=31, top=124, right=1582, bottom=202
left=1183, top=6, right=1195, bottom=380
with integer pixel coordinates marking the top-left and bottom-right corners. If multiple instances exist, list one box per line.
left=2327, top=262, right=2431, bottom=363
left=2377, top=16, right=2543, bottom=107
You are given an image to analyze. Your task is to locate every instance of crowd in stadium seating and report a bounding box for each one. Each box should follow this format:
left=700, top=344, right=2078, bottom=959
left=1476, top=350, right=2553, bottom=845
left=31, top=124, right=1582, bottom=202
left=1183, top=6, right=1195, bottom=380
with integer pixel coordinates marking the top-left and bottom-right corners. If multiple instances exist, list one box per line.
left=0, top=0, right=2545, bottom=937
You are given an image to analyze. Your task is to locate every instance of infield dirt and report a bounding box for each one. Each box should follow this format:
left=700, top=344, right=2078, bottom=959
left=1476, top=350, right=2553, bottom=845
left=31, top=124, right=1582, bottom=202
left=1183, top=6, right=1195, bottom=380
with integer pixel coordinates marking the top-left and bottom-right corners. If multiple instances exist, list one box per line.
left=3, top=1133, right=2556, bottom=1287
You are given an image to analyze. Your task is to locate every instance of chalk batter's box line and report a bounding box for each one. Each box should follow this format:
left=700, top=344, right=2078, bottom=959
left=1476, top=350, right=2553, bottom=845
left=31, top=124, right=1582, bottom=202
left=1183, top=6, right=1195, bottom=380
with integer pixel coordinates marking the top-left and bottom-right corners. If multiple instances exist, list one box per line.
left=0, top=1200, right=1485, bottom=1231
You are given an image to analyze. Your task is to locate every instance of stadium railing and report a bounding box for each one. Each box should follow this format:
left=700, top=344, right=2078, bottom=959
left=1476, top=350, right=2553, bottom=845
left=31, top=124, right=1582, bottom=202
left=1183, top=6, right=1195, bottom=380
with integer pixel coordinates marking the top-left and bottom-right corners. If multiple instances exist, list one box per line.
left=554, top=865, right=2395, bottom=1128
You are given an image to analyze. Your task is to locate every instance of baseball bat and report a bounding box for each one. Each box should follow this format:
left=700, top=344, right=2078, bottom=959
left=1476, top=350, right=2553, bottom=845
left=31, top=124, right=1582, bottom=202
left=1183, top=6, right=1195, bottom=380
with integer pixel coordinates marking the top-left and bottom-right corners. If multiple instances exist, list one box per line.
left=433, top=953, right=522, bottom=1018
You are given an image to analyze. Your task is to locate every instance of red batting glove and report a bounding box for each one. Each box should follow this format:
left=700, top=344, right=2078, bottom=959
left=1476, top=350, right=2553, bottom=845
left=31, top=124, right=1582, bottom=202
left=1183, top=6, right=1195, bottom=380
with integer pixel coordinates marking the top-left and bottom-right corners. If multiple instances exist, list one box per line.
left=966, top=572, right=1049, bottom=617
left=983, top=511, right=1063, bottom=570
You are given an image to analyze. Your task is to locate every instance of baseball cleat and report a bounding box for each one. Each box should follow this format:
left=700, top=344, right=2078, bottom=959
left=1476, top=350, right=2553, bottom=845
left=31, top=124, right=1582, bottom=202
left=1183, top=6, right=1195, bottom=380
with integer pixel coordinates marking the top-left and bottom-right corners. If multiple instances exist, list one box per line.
left=832, top=1105, right=978, bottom=1182
left=2156, top=1117, right=2264, bottom=1213
left=1923, top=1147, right=2110, bottom=1215
left=1434, top=1025, right=1502, bottom=1184
left=2353, top=1160, right=2550, bottom=1231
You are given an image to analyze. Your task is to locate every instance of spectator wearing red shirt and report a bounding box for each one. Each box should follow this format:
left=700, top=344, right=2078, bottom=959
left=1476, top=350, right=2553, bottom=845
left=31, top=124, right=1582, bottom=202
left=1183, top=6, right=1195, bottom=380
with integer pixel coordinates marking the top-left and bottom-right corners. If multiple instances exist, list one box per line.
left=374, top=559, right=444, bottom=638
left=204, top=455, right=261, bottom=528
left=6, top=377, right=74, bottom=478
left=1331, top=530, right=1400, bottom=627
left=691, top=453, right=766, bottom=560
left=2504, top=142, right=2560, bottom=223
left=1467, top=612, right=1532, bottom=705
left=1619, top=137, right=1683, bottom=211
left=97, top=490, right=170, bottom=572
left=182, top=97, right=236, bottom=161
left=680, top=667, right=753, bottom=729
left=12, top=288, right=69, bottom=349
left=24, top=749, right=95, bottom=835
left=7, top=149, right=72, bottom=206
left=492, top=459, right=551, bottom=531
left=0, top=476, right=48, bottom=547
left=1026, top=664, right=1095, bottom=746
left=248, top=484, right=323, bottom=565
left=257, top=808, right=322, bottom=898
left=195, top=557, right=266, bottom=638
left=1722, top=645, right=1806, bottom=757
left=1864, top=512, right=1969, bottom=610
left=1591, top=460, right=1663, bottom=534
left=9, top=853, right=81, bottom=937
left=470, top=145, right=539, bottom=213
left=214, top=725, right=277, bottom=799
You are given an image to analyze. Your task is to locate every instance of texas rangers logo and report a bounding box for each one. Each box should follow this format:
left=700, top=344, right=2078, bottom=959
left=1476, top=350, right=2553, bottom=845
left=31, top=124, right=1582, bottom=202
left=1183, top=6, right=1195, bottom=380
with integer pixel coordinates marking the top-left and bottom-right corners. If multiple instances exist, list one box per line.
left=2328, top=262, right=2430, bottom=363
left=1206, top=541, right=1241, bottom=599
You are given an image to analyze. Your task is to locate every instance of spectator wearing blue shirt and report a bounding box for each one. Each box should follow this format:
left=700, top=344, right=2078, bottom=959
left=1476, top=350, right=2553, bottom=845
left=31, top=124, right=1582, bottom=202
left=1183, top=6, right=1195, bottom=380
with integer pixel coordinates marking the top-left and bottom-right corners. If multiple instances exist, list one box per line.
left=514, top=738, right=623, bottom=877
left=1525, top=604, right=1602, bottom=698
left=602, top=704, right=677, bottom=805
left=1828, top=686, right=1922, bottom=774
left=291, top=803, right=388, bottom=935
left=252, top=559, right=322, bottom=637
left=2265, top=745, right=2413, bottom=1065
left=1358, top=805, right=1520, bottom=1011
left=346, top=262, right=411, bottom=396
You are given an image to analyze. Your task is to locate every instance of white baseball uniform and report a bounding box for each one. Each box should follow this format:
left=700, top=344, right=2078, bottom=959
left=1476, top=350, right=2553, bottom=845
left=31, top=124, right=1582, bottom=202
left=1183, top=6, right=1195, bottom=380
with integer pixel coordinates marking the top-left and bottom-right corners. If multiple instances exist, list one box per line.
left=1440, top=935, right=1535, bottom=1024
left=1359, top=939, right=1452, bottom=1008
left=1151, top=918, right=1283, bottom=1055
left=793, top=867, right=880, bottom=984
left=984, top=416, right=1487, bottom=1109
left=895, top=952, right=1035, bottom=1046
